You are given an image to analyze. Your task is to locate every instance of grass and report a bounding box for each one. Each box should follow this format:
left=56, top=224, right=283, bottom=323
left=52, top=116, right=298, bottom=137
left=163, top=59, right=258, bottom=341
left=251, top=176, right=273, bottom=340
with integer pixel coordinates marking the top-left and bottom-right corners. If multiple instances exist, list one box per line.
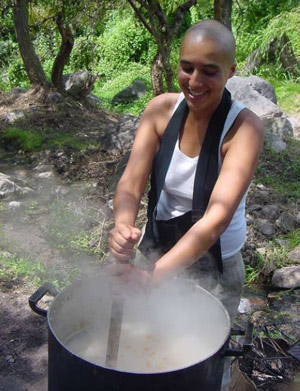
left=255, top=138, right=300, bottom=199
left=269, top=79, right=300, bottom=115
left=0, top=251, right=79, bottom=289
left=0, top=126, right=98, bottom=154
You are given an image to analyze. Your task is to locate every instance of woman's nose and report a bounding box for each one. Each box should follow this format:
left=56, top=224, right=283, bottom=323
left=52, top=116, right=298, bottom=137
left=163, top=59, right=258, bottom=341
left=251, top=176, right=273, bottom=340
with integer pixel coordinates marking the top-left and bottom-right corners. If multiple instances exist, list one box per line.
left=189, top=70, right=203, bottom=89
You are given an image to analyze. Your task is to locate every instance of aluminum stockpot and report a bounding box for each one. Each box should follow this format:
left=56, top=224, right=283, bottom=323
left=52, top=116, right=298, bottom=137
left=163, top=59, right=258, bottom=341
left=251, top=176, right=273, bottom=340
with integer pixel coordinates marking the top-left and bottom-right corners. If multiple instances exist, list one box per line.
left=29, top=274, right=233, bottom=391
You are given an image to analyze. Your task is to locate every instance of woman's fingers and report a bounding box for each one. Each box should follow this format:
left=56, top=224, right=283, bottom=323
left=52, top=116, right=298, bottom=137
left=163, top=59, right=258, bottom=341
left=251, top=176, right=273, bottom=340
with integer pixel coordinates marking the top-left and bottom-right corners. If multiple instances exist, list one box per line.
left=109, top=224, right=142, bottom=261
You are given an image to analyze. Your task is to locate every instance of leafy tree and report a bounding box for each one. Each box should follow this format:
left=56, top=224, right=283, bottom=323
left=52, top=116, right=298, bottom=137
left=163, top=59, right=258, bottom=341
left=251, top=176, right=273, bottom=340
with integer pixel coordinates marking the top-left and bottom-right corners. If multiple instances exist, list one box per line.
left=127, top=0, right=197, bottom=95
left=13, top=0, right=49, bottom=88
left=11, top=0, right=111, bottom=93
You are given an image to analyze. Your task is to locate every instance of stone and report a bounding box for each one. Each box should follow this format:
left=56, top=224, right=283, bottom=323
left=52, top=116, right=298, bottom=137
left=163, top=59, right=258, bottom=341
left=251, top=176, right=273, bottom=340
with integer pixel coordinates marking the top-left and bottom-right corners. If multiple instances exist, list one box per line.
left=5, top=111, right=25, bottom=124
left=287, top=116, right=300, bottom=139
left=288, top=246, right=300, bottom=264
left=264, top=133, right=287, bottom=152
left=263, top=116, right=294, bottom=139
left=248, top=204, right=262, bottom=214
left=247, top=75, right=277, bottom=103
left=63, top=70, right=97, bottom=98
left=238, top=297, right=267, bottom=314
left=8, top=201, right=21, bottom=210
left=86, top=94, right=102, bottom=107
left=226, top=76, right=282, bottom=118
left=37, top=171, right=53, bottom=178
left=276, top=212, right=299, bottom=233
left=272, top=266, right=300, bottom=289
left=0, top=174, right=20, bottom=197
left=255, top=218, right=275, bottom=236
left=44, top=92, right=63, bottom=104
left=112, top=80, right=147, bottom=105
left=261, top=204, right=279, bottom=220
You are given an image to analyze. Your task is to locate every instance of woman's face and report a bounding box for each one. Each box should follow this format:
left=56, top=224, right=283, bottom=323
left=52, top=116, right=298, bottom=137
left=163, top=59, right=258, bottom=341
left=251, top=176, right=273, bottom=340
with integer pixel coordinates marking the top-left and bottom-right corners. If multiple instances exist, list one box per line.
left=177, top=35, right=236, bottom=115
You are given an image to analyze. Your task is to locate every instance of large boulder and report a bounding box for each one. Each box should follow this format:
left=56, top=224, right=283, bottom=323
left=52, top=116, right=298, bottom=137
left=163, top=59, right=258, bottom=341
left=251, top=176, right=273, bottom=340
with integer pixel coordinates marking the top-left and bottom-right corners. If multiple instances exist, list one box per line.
left=63, top=70, right=97, bottom=98
left=112, top=80, right=147, bottom=105
left=226, top=75, right=282, bottom=118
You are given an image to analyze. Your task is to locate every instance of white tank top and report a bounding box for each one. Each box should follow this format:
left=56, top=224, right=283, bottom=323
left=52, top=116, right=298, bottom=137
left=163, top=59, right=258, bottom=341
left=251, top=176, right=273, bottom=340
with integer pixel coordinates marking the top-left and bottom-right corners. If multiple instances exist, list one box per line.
left=156, top=93, right=247, bottom=259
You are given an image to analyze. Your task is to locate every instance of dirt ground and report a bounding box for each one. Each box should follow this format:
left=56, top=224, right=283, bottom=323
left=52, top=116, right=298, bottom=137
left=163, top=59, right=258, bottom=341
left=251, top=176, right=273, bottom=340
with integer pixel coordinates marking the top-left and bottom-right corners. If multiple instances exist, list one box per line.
left=0, top=89, right=300, bottom=391
left=0, top=280, right=48, bottom=391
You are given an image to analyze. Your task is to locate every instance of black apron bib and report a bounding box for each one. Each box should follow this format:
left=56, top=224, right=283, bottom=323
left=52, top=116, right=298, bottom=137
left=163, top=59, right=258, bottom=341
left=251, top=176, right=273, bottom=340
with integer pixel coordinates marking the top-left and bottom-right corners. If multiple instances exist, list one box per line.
left=139, top=89, right=233, bottom=278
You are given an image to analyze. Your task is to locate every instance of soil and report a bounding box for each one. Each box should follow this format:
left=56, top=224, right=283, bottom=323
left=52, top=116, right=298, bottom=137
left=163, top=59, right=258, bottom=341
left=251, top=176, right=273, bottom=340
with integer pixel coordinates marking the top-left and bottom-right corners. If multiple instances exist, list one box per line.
left=0, top=89, right=299, bottom=390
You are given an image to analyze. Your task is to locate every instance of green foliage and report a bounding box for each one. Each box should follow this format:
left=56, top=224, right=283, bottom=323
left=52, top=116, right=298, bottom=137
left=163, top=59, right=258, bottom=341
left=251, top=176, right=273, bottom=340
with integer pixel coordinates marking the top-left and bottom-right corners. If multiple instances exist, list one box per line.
left=255, top=139, right=300, bottom=199
left=0, top=127, right=96, bottom=154
left=271, top=79, right=300, bottom=114
left=233, top=4, right=300, bottom=79
left=95, top=62, right=153, bottom=115
left=2, top=128, right=43, bottom=152
left=94, top=9, right=155, bottom=76
left=0, top=250, right=80, bottom=289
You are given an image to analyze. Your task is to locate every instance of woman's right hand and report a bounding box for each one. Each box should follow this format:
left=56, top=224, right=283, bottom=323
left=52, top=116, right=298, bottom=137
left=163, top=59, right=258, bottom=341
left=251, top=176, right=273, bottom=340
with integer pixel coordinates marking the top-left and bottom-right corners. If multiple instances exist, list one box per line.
left=108, top=223, right=142, bottom=262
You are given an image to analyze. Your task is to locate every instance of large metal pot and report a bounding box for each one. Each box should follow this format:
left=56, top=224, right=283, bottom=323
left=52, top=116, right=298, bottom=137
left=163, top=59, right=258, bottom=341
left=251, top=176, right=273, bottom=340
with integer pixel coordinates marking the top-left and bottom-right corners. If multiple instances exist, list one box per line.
left=29, top=274, right=251, bottom=391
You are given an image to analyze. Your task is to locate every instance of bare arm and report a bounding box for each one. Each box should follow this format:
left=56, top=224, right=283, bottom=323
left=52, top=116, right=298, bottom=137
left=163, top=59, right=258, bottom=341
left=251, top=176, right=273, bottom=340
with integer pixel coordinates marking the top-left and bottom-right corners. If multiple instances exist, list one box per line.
left=152, top=109, right=264, bottom=282
left=109, top=93, right=179, bottom=261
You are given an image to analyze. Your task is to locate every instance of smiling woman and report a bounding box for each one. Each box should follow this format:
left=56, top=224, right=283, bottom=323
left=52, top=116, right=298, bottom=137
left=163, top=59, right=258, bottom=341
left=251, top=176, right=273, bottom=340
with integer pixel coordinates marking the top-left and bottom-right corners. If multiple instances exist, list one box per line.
left=108, top=19, right=264, bottom=391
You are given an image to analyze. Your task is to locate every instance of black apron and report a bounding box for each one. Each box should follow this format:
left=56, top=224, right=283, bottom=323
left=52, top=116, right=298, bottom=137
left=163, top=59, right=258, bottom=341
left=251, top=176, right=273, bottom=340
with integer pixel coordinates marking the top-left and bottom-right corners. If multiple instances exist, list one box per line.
left=139, top=89, right=233, bottom=278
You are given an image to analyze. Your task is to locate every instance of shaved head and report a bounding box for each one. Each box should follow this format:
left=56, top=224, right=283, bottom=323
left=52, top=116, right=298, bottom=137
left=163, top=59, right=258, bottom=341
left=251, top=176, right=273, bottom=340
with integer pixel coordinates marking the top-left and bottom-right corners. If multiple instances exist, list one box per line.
left=181, top=20, right=236, bottom=65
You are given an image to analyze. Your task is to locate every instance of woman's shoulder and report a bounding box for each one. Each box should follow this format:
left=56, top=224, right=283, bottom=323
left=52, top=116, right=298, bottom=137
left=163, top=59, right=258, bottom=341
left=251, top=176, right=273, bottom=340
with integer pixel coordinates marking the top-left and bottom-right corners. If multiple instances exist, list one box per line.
left=146, top=92, right=181, bottom=114
left=142, top=93, right=181, bottom=136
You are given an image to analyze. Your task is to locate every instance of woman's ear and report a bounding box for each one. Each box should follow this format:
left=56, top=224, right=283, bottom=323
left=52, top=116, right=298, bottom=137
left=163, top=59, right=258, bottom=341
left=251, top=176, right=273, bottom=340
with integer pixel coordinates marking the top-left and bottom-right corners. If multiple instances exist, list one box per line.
left=228, top=61, right=236, bottom=79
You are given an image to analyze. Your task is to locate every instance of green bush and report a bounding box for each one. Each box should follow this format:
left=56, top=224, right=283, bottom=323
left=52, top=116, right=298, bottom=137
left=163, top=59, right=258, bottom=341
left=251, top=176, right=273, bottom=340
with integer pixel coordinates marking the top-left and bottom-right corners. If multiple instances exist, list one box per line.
left=2, top=128, right=43, bottom=152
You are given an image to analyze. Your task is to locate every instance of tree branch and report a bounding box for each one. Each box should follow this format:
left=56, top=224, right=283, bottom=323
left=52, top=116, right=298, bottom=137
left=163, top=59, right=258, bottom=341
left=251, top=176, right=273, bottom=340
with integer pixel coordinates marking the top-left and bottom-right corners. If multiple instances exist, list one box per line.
left=127, top=0, right=154, bottom=36
left=172, top=0, right=197, bottom=36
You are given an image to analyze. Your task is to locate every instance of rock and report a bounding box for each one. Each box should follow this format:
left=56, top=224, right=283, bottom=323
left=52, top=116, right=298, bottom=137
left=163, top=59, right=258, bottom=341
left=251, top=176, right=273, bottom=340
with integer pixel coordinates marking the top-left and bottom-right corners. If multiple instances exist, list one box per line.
left=277, top=239, right=291, bottom=248
left=54, top=186, right=70, bottom=196
left=5, top=111, right=25, bottom=124
left=238, top=297, right=267, bottom=314
left=264, top=132, right=287, bottom=152
left=255, top=218, right=275, bottom=236
left=44, top=92, right=63, bottom=104
left=8, top=201, right=21, bottom=210
left=86, top=94, right=102, bottom=107
left=0, top=173, right=23, bottom=197
left=226, top=75, right=282, bottom=117
left=33, top=164, right=53, bottom=172
left=98, top=114, right=140, bottom=152
left=263, top=116, right=294, bottom=139
left=261, top=204, right=279, bottom=220
left=38, top=172, right=54, bottom=179
left=276, top=212, right=299, bottom=233
left=287, top=116, right=300, bottom=139
left=247, top=75, right=277, bottom=103
left=63, top=70, right=97, bottom=98
left=288, top=246, right=300, bottom=264
left=248, top=204, right=262, bottom=214
left=272, top=266, right=300, bottom=289
left=112, top=80, right=147, bottom=105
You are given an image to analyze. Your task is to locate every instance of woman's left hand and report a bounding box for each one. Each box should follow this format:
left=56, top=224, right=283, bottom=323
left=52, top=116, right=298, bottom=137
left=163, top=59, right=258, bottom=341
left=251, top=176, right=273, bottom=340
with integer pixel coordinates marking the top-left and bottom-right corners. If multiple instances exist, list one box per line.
left=107, top=261, right=154, bottom=298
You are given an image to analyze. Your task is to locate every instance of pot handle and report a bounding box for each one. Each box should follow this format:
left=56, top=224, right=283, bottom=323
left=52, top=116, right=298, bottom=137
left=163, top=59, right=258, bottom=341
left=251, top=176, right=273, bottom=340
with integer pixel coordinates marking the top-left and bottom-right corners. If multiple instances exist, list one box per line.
left=225, top=321, right=254, bottom=357
left=28, top=283, right=58, bottom=317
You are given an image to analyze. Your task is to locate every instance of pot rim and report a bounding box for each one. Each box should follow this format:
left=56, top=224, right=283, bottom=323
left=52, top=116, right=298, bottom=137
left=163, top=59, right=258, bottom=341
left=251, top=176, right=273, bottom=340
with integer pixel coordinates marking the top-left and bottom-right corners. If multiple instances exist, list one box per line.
left=46, top=276, right=231, bottom=374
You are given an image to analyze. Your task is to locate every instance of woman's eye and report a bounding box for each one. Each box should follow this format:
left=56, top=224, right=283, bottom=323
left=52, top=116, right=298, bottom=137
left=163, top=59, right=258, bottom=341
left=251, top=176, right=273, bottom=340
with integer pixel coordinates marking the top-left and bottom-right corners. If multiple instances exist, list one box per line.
left=204, top=70, right=217, bottom=76
left=182, top=67, right=193, bottom=74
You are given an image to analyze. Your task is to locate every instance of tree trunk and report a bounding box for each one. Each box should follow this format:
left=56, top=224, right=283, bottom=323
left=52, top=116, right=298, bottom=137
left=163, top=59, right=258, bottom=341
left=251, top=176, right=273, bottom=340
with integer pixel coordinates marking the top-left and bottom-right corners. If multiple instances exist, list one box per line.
left=214, top=0, right=233, bottom=30
left=51, top=14, right=74, bottom=92
left=13, top=0, right=49, bottom=88
left=151, top=52, right=164, bottom=96
left=161, top=48, right=174, bottom=92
